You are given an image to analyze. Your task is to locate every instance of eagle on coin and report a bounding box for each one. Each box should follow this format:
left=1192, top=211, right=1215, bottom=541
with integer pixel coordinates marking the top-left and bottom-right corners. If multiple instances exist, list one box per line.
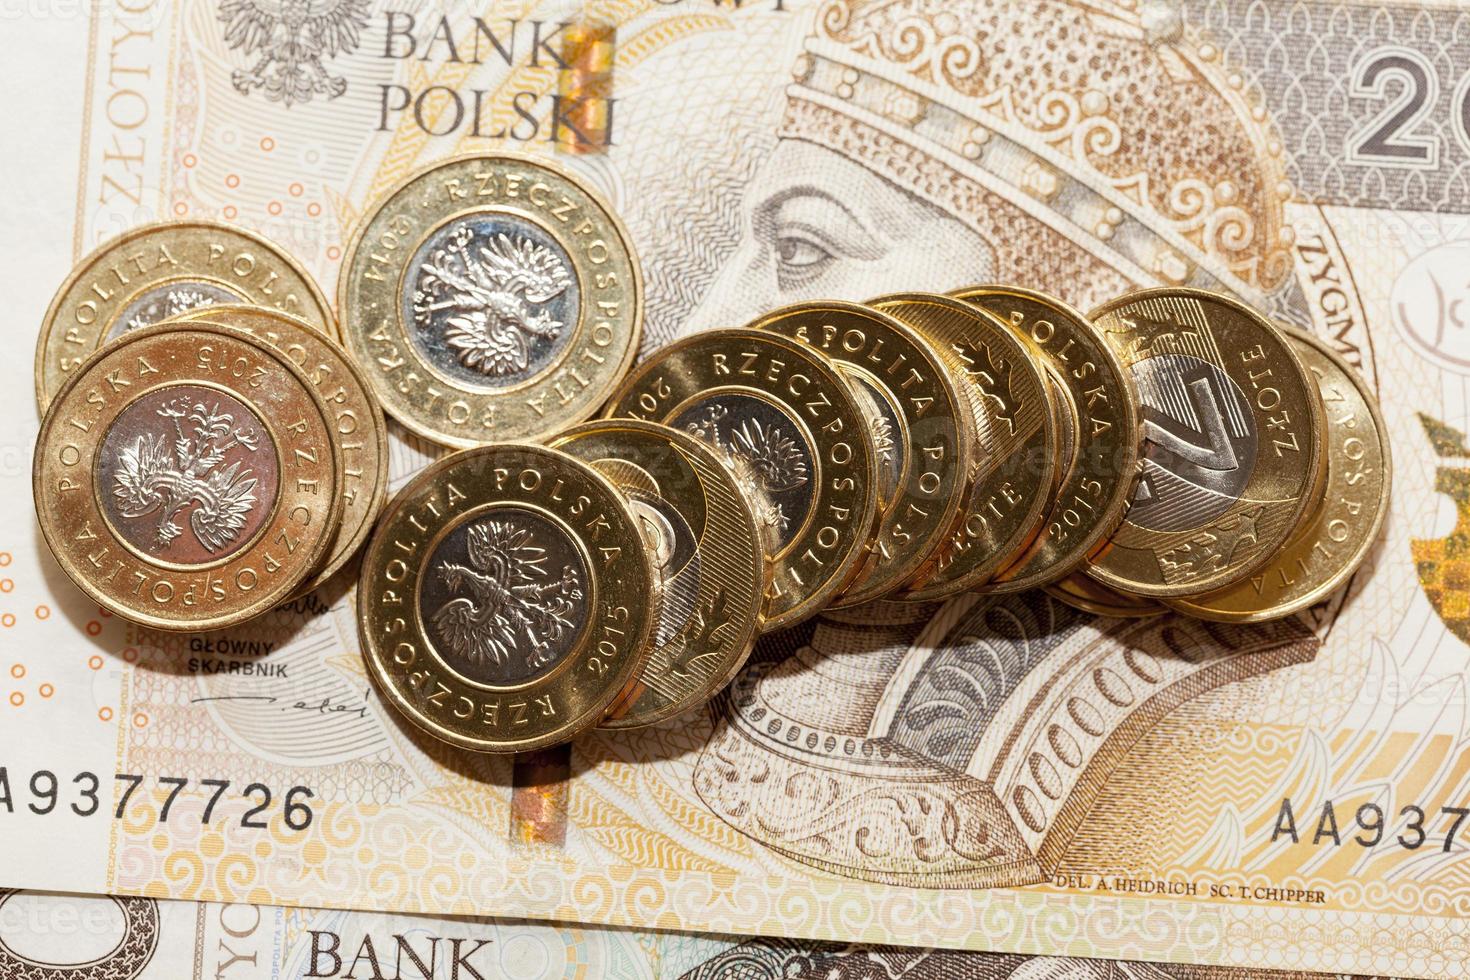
left=111, top=399, right=261, bottom=553
left=431, top=520, right=584, bottom=672
left=412, top=226, right=576, bottom=379
left=218, top=0, right=371, bottom=106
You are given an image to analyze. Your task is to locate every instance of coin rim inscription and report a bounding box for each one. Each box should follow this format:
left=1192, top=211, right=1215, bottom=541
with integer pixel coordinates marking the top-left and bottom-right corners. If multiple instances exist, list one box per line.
left=35, top=219, right=335, bottom=414
left=339, top=152, right=643, bottom=448
left=953, top=285, right=1141, bottom=592
left=753, top=300, right=972, bottom=606
left=172, top=305, right=390, bottom=596
left=869, top=292, right=1056, bottom=600
left=603, top=328, right=878, bottom=631
left=1164, top=323, right=1391, bottom=621
left=33, top=321, right=343, bottom=630
left=550, top=418, right=767, bottom=729
left=1085, top=287, right=1324, bottom=598
left=357, top=443, right=655, bottom=753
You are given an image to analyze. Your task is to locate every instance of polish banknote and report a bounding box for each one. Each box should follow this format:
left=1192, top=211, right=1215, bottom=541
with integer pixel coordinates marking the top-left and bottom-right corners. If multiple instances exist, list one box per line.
left=3, top=0, right=1470, bottom=976
left=0, top=888, right=1392, bottom=979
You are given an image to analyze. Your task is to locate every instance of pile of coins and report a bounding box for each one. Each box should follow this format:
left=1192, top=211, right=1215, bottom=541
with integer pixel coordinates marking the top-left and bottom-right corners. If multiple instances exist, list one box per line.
left=31, top=153, right=1392, bottom=753
left=32, top=225, right=389, bottom=632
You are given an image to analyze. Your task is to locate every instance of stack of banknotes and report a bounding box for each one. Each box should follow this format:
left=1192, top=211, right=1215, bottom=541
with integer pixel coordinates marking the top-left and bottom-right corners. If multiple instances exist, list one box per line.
left=2, top=0, right=1466, bottom=976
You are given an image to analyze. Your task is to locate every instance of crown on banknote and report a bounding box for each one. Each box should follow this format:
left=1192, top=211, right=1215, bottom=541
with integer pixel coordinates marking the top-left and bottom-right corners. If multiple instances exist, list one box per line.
left=783, top=0, right=1294, bottom=303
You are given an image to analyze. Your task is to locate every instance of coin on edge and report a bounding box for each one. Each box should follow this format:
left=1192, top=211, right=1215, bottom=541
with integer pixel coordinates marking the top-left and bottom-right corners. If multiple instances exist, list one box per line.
left=34, top=321, right=343, bottom=630
left=753, top=301, right=971, bottom=606
left=954, top=285, right=1141, bottom=591
left=1165, top=324, right=1391, bottom=621
left=339, top=154, right=642, bottom=448
left=870, top=293, right=1055, bottom=600
left=171, top=305, right=389, bottom=594
left=1085, top=288, right=1323, bottom=598
left=1044, top=573, right=1165, bottom=619
left=36, top=220, right=335, bottom=413
left=604, top=328, right=879, bottom=630
left=549, top=419, right=766, bottom=728
left=357, top=444, right=656, bottom=752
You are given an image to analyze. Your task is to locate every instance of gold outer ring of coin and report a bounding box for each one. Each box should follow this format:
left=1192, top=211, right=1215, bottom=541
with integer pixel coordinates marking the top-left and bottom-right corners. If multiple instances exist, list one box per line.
left=35, top=220, right=335, bottom=415
left=1044, top=573, right=1165, bottom=619
left=357, top=443, right=656, bottom=752
left=338, top=153, right=643, bottom=448
left=869, top=293, right=1056, bottom=600
left=1085, top=287, right=1323, bottom=598
left=952, top=285, right=1141, bottom=592
left=751, top=301, right=972, bottom=606
left=33, top=320, right=344, bottom=631
left=169, top=304, right=389, bottom=595
left=603, top=327, right=879, bottom=631
left=548, top=419, right=767, bottom=728
left=1165, top=324, right=1392, bottom=622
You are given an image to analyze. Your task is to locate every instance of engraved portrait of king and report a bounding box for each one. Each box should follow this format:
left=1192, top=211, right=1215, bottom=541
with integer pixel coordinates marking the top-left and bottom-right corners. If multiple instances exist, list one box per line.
left=667, top=0, right=1330, bottom=890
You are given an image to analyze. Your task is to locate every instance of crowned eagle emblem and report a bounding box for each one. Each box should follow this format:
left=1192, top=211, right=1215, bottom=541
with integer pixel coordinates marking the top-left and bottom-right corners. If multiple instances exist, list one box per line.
left=685, top=404, right=810, bottom=535
left=124, top=288, right=220, bottom=334
left=430, top=519, right=584, bottom=673
left=411, top=226, right=575, bottom=379
left=111, top=398, right=262, bottom=553
left=218, top=0, right=370, bottom=106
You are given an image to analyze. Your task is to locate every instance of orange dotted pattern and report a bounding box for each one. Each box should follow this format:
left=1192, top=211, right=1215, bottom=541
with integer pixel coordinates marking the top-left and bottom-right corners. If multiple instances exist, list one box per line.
left=2, top=558, right=46, bottom=709
left=171, top=134, right=341, bottom=275
left=0, top=551, right=116, bottom=718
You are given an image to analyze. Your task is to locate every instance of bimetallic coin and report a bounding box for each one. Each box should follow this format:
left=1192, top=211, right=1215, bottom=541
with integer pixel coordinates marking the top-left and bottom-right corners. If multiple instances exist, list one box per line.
left=753, top=302, right=972, bottom=606
left=604, top=328, right=878, bottom=630
left=339, top=154, right=642, bottom=448
left=954, top=285, right=1140, bottom=592
left=35, top=221, right=334, bottom=413
left=1166, top=325, right=1391, bottom=622
left=171, top=305, right=389, bottom=595
left=1044, top=574, right=1165, bottom=619
left=33, top=322, right=343, bottom=630
left=358, top=444, right=655, bottom=752
left=549, top=420, right=766, bottom=728
left=869, top=293, right=1055, bottom=600
left=1085, top=288, right=1322, bottom=598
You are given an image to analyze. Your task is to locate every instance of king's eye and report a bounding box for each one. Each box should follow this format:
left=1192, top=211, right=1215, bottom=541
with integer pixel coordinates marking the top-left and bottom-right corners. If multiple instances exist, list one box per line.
left=775, top=233, right=833, bottom=270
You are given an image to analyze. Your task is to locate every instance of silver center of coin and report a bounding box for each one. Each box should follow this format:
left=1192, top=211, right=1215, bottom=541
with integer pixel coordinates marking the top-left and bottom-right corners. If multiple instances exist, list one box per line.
left=109, top=281, right=245, bottom=342
left=625, top=488, right=701, bottom=649
left=405, top=214, right=581, bottom=390
left=420, top=510, right=589, bottom=686
left=842, top=370, right=903, bottom=508
left=99, top=384, right=278, bottom=565
left=1130, top=353, right=1257, bottom=533
left=673, top=393, right=815, bottom=553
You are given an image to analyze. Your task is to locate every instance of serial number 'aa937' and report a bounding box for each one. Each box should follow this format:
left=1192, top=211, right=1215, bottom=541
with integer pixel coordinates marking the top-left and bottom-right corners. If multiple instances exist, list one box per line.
left=1273, top=796, right=1470, bottom=852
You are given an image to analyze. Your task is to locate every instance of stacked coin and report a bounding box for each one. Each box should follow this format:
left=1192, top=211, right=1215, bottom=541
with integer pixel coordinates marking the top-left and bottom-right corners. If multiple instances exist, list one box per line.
left=32, top=223, right=388, bottom=631
left=31, top=153, right=1394, bottom=752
